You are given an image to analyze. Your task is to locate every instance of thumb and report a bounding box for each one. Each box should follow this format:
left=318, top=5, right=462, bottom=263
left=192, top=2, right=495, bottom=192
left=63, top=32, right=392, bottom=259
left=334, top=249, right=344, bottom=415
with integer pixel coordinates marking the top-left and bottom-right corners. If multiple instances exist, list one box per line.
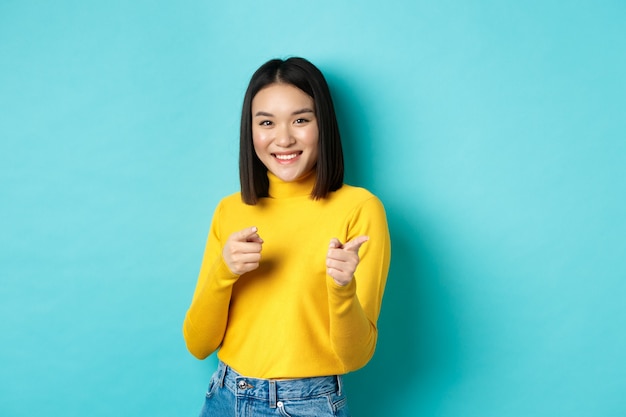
left=328, top=238, right=342, bottom=249
left=234, top=226, right=262, bottom=242
left=342, top=236, right=369, bottom=254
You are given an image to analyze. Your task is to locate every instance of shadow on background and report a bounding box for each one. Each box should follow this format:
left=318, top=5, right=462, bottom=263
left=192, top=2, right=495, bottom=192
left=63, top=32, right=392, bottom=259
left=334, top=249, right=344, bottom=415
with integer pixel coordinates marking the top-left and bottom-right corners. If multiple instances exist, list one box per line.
left=345, top=211, right=462, bottom=416
left=330, top=73, right=462, bottom=415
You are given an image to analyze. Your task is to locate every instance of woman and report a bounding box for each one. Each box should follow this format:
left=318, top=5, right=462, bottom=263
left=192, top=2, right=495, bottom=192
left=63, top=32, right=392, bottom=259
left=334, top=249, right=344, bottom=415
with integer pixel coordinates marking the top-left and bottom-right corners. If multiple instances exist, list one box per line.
left=183, top=57, right=391, bottom=417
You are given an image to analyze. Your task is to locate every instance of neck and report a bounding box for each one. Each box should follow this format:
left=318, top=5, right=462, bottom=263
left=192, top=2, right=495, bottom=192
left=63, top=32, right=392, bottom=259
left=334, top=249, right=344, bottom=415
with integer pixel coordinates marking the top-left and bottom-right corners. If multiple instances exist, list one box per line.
left=267, top=171, right=316, bottom=199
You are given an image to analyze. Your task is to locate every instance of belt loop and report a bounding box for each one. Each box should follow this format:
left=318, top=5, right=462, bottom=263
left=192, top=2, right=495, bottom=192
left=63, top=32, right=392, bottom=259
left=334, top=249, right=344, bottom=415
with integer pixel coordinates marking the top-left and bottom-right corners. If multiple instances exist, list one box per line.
left=269, top=380, right=277, bottom=408
left=336, top=375, right=343, bottom=396
left=218, top=362, right=227, bottom=387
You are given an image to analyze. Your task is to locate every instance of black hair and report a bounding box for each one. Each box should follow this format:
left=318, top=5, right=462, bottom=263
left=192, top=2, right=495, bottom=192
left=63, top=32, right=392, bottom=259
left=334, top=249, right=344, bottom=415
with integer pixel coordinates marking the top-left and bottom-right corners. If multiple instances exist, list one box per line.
left=239, top=57, right=344, bottom=205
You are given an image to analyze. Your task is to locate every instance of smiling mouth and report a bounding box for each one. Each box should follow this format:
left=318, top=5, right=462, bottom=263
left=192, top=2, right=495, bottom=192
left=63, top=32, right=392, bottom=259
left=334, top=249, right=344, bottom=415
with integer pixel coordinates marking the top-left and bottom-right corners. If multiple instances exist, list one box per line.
left=273, top=152, right=302, bottom=161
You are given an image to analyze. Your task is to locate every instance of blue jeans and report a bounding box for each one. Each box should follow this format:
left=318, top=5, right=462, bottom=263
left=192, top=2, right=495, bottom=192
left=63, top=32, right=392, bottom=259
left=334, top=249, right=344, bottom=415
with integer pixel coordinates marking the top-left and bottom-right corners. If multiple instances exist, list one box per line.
left=199, top=361, right=351, bottom=417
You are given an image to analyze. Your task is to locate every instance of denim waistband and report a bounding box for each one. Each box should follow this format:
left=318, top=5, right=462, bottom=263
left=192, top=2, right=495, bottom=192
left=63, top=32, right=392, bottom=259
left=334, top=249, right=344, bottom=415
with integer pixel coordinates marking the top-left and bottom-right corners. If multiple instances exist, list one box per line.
left=215, top=361, right=343, bottom=408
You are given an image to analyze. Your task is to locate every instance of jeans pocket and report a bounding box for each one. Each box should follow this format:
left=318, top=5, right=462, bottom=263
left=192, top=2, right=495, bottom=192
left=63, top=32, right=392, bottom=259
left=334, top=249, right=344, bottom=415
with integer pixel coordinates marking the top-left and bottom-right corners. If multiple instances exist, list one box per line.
left=328, top=392, right=350, bottom=416
left=205, top=374, right=220, bottom=399
left=276, top=396, right=335, bottom=417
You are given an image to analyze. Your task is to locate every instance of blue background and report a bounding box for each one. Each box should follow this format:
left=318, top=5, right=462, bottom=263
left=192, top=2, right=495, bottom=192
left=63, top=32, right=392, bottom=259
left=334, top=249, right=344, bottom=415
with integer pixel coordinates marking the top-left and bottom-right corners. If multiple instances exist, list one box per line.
left=1, top=1, right=624, bottom=416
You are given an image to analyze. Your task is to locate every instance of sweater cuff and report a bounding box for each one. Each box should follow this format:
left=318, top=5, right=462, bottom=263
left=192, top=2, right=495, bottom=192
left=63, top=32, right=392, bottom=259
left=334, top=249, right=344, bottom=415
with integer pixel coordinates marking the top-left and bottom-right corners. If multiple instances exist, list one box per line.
left=211, top=258, right=240, bottom=289
left=326, top=275, right=357, bottom=301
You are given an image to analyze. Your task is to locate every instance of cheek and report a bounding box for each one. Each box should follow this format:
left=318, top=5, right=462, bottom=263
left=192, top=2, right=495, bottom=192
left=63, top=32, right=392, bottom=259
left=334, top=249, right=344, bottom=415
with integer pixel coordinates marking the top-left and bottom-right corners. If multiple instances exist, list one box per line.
left=295, top=123, right=317, bottom=143
left=252, top=131, right=268, bottom=152
left=306, top=128, right=320, bottom=149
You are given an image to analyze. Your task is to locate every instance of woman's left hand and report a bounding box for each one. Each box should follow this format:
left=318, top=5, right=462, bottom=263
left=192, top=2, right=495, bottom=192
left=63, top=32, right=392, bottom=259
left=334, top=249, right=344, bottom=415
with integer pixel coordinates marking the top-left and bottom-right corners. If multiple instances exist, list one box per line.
left=326, top=236, right=369, bottom=286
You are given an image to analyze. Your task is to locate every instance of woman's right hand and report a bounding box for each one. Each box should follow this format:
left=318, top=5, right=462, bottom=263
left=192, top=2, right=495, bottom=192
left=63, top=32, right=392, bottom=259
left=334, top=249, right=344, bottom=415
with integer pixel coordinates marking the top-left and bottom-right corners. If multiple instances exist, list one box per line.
left=222, top=226, right=264, bottom=275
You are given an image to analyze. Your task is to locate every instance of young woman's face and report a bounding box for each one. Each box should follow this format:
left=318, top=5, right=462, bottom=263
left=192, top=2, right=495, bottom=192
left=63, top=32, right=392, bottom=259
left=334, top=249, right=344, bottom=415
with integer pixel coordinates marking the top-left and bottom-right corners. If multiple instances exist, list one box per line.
left=251, top=83, right=319, bottom=182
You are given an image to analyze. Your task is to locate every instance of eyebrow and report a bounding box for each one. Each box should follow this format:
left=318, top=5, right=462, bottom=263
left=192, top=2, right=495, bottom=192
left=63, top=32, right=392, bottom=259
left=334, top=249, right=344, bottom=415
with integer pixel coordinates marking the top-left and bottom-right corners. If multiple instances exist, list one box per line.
left=254, top=108, right=315, bottom=117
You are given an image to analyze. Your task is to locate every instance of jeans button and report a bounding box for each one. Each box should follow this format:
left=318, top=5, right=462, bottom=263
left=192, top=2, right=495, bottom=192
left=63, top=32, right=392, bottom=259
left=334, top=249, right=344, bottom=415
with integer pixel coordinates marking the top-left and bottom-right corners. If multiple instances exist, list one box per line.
left=238, top=380, right=247, bottom=390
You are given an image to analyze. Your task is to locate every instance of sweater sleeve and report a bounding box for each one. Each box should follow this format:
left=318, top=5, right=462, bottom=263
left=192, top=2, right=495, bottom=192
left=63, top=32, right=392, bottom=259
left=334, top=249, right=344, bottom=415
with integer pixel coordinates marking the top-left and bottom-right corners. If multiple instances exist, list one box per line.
left=183, top=201, right=239, bottom=359
left=326, top=195, right=391, bottom=372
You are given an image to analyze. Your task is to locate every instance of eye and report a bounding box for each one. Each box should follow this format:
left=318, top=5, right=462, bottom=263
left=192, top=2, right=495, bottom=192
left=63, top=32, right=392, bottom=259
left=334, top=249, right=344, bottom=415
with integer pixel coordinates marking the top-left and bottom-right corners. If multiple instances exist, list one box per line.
left=259, top=120, right=273, bottom=126
left=294, top=118, right=309, bottom=124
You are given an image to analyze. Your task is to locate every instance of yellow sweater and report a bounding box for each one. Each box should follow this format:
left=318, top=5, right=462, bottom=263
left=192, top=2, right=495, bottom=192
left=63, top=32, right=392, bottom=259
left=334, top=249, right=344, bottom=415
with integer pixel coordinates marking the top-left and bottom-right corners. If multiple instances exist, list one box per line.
left=183, top=171, right=391, bottom=378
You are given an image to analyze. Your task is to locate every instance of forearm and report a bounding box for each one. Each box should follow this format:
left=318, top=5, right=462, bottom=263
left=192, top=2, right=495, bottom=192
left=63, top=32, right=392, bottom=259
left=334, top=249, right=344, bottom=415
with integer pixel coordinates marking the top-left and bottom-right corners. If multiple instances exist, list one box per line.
left=183, top=258, right=238, bottom=359
left=327, top=278, right=378, bottom=371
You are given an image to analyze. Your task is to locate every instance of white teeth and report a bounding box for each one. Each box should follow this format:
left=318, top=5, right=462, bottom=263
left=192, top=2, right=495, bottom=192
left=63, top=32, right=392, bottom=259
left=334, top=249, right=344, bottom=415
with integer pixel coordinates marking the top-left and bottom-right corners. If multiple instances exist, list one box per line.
left=274, top=153, right=299, bottom=160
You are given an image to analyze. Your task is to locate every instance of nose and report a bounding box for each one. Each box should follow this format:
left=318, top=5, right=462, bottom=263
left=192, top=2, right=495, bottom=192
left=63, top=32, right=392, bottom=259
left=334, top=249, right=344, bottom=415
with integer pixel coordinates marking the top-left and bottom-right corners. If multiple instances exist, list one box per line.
left=274, top=124, right=295, bottom=147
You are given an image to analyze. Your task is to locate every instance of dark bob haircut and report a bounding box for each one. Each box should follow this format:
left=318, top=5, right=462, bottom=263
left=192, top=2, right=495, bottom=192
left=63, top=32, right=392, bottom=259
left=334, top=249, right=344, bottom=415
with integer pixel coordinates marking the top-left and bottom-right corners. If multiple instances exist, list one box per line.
left=239, top=57, right=344, bottom=205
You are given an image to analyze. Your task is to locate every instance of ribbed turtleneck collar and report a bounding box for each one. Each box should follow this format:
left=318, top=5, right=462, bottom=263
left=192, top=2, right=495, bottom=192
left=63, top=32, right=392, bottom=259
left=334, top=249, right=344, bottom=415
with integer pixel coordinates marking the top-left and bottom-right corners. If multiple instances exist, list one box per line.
left=267, top=170, right=316, bottom=199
